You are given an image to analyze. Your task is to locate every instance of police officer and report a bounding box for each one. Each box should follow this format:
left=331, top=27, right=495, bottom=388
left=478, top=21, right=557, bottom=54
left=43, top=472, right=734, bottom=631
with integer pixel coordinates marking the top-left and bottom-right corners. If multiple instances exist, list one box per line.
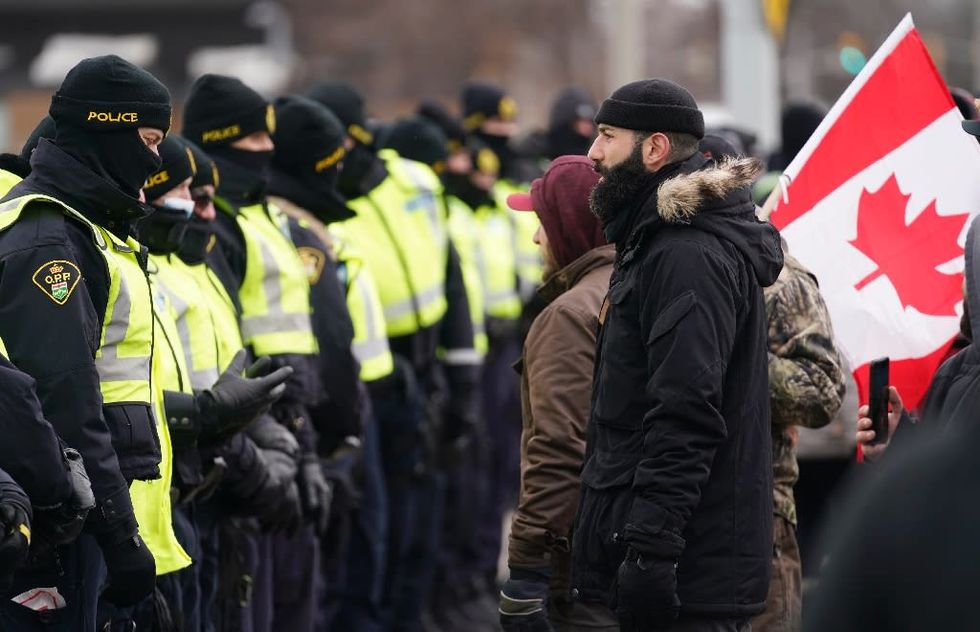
left=0, top=54, right=169, bottom=629
left=137, top=135, right=295, bottom=629
left=268, top=95, right=390, bottom=631
left=183, top=74, right=327, bottom=632
left=308, top=81, right=479, bottom=631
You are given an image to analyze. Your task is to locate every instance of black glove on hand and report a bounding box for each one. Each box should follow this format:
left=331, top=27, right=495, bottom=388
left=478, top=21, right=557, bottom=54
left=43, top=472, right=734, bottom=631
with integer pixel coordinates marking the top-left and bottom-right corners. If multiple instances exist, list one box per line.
left=99, top=533, right=157, bottom=607
left=298, top=454, right=333, bottom=536
left=499, top=568, right=555, bottom=632
left=259, top=479, right=303, bottom=535
left=613, top=547, right=680, bottom=632
left=197, top=350, right=293, bottom=442
left=0, top=486, right=32, bottom=591
left=33, top=448, right=95, bottom=546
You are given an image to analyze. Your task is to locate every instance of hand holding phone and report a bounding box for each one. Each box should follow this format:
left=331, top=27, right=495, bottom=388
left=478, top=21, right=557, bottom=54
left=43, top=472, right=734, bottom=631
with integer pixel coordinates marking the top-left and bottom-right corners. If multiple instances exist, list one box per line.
left=867, top=357, right=890, bottom=446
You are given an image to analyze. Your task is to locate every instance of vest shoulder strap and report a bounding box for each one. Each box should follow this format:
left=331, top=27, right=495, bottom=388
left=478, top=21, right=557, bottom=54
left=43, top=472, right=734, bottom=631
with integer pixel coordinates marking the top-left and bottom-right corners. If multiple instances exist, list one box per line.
left=0, top=193, right=109, bottom=250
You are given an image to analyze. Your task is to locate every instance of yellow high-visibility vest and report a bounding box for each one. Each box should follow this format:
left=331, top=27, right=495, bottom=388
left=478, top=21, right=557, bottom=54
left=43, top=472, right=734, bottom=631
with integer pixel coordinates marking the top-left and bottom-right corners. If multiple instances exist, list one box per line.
left=329, top=225, right=394, bottom=382
left=494, top=179, right=543, bottom=301
left=217, top=198, right=317, bottom=356
left=342, top=150, right=448, bottom=337
left=445, top=194, right=489, bottom=355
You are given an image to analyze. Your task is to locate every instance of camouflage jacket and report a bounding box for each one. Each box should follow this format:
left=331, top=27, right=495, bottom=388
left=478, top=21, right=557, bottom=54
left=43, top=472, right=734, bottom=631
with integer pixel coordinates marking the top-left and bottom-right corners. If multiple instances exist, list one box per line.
left=765, top=253, right=846, bottom=525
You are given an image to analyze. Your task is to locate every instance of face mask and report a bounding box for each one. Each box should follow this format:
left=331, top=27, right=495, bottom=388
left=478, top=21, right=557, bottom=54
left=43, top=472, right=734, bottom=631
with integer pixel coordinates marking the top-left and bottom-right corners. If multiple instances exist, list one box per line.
left=137, top=198, right=193, bottom=254
left=159, top=197, right=195, bottom=218
left=208, top=146, right=273, bottom=203
left=57, top=126, right=162, bottom=200
left=177, top=216, right=215, bottom=265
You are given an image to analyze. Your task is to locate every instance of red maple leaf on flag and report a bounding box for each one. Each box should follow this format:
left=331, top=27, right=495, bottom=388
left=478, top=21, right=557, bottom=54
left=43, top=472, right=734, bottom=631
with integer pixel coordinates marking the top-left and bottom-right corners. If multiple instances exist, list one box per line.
left=850, top=175, right=969, bottom=316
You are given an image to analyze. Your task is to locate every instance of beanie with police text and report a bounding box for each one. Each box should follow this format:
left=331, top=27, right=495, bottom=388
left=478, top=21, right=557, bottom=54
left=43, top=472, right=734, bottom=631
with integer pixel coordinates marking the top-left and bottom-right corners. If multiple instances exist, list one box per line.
left=182, top=74, right=274, bottom=147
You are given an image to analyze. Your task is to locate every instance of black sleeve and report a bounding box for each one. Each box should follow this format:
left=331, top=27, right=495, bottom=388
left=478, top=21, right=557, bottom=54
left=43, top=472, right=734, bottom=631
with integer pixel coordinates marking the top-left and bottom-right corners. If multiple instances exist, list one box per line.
left=287, top=221, right=362, bottom=448
left=210, top=211, right=247, bottom=293
left=0, top=354, right=71, bottom=508
left=0, top=207, right=131, bottom=513
left=440, top=242, right=477, bottom=360
left=624, top=241, right=737, bottom=551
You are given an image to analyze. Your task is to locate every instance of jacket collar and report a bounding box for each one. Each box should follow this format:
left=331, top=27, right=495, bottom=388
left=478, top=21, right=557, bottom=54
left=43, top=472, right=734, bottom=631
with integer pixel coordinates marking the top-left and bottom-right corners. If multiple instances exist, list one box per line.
left=14, top=139, right=149, bottom=238
left=618, top=155, right=764, bottom=266
left=537, top=244, right=616, bottom=304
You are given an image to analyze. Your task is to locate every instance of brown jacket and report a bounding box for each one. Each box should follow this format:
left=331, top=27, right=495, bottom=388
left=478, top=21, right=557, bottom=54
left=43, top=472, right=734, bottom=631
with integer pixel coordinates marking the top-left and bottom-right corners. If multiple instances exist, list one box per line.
left=508, top=244, right=615, bottom=585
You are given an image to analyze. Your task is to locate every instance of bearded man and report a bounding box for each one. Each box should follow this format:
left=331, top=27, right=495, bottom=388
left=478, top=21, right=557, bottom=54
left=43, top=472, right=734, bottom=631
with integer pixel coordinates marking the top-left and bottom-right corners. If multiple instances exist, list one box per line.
left=570, top=79, right=784, bottom=632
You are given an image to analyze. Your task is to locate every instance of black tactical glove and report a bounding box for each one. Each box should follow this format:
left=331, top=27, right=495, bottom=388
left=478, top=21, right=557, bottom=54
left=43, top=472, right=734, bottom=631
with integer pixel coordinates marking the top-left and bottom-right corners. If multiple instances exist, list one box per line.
left=298, top=454, right=333, bottom=536
left=251, top=417, right=303, bottom=534
left=499, top=568, right=555, bottom=632
left=98, top=533, right=157, bottom=607
left=613, top=547, right=680, bottom=632
left=32, top=448, right=95, bottom=547
left=165, top=350, right=293, bottom=447
left=0, top=477, right=32, bottom=591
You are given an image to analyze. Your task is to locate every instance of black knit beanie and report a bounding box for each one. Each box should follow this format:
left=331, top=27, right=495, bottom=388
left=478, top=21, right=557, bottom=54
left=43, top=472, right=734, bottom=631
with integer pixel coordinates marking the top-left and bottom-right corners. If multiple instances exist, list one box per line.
left=461, top=81, right=518, bottom=131
left=380, top=116, right=449, bottom=171
left=594, top=79, right=704, bottom=138
left=269, top=95, right=351, bottom=220
left=184, top=139, right=219, bottom=189
left=307, top=81, right=373, bottom=146
left=143, top=136, right=196, bottom=202
left=182, top=74, right=274, bottom=147
left=417, top=100, right=466, bottom=151
left=49, top=55, right=171, bottom=134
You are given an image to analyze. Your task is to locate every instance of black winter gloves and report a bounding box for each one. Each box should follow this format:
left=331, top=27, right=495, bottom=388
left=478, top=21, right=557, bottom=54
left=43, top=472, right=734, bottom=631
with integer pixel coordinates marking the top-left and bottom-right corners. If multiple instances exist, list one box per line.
left=0, top=472, right=31, bottom=590
left=32, top=448, right=95, bottom=547
left=165, top=350, right=293, bottom=447
left=99, top=533, right=157, bottom=607
left=298, top=455, right=332, bottom=536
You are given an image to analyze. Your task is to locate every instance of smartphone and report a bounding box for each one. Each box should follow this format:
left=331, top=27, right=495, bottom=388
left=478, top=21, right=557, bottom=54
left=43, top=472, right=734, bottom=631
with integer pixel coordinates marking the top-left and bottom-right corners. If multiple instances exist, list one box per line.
left=867, top=357, right=890, bottom=445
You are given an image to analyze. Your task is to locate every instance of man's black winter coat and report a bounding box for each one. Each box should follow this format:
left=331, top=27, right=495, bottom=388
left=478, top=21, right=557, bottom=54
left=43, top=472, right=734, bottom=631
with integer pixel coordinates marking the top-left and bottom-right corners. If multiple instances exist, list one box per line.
left=572, top=154, right=784, bottom=617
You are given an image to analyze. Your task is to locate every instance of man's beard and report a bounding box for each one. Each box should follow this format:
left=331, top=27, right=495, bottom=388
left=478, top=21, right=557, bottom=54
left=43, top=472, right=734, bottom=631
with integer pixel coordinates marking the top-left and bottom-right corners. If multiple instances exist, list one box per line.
left=588, top=141, right=654, bottom=224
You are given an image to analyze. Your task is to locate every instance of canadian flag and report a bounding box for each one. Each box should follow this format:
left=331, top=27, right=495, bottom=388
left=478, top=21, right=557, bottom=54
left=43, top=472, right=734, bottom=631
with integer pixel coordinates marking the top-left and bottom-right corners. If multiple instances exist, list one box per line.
left=768, top=14, right=980, bottom=409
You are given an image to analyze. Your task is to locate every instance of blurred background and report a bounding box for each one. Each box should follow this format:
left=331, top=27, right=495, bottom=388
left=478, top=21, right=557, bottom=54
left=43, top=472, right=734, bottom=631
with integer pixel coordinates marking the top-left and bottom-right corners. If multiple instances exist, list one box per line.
left=0, top=0, right=974, bottom=154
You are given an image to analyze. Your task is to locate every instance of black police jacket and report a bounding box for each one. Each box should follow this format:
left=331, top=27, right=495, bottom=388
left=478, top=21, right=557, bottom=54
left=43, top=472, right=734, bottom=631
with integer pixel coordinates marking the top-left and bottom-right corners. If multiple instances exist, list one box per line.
left=0, top=140, right=159, bottom=540
left=0, top=354, right=72, bottom=508
left=571, top=154, right=783, bottom=617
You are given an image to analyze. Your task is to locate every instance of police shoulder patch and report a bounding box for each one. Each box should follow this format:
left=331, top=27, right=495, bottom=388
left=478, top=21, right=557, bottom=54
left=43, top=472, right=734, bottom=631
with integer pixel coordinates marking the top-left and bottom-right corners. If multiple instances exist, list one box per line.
left=296, top=247, right=326, bottom=285
left=32, top=260, right=82, bottom=305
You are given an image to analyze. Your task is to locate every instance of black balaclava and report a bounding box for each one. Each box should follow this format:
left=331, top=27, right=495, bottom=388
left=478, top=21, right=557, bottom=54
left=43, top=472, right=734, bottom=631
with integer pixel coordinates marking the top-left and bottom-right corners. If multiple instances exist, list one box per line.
left=137, top=136, right=196, bottom=255
left=461, top=81, right=521, bottom=180
left=176, top=139, right=219, bottom=264
left=48, top=54, right=171, bottom=201
left=379, top=116, right=449, bottom=173
left=182, top=74, right=275, bottom=204
left=269, top=95, right=353, bottom=224
left=446, top=139, right=497, bottom=211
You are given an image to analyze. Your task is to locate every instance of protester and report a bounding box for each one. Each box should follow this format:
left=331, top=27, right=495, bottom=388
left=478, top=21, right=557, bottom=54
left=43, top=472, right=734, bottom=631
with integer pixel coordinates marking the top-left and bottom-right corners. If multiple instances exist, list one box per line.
left=498, top=155, right=612, bottom=631
left=573, top=78, right=782, bottom=631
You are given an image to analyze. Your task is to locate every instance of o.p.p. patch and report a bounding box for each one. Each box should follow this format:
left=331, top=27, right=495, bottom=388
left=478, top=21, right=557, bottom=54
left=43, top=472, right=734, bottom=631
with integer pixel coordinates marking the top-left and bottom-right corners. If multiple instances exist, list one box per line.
left=32, top=260, right=81, bottom=305
left=296, top=247, right=326, bottom=286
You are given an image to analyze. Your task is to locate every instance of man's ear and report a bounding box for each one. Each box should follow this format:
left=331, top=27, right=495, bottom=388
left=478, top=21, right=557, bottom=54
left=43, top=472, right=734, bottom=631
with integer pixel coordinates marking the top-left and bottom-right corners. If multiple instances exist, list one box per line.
left=643, top=132, right=671, bottom=171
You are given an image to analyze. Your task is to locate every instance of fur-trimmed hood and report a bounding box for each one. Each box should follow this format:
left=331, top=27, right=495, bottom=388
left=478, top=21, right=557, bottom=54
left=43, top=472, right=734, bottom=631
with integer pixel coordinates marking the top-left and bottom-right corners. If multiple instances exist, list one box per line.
left=631, top=154, right=783, bottom=287
left=657, top=156, right=765, bottom=223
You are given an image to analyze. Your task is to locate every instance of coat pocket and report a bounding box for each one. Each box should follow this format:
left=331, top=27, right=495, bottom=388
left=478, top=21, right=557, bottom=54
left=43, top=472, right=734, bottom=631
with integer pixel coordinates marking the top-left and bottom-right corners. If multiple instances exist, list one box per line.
left=647, top=290, right=696, bottom=346
left=594, top=282, right=638, bottom=424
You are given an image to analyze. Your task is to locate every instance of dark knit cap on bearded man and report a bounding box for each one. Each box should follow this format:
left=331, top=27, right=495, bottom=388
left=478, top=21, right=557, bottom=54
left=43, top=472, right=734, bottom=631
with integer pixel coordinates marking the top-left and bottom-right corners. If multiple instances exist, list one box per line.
left=570, top=78, right=783, bottom=632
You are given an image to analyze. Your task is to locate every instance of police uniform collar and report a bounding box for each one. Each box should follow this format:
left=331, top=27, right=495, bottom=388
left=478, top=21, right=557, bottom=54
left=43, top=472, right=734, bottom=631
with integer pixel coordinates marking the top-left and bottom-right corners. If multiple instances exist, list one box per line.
left=18, top=139, right=150, bottom=238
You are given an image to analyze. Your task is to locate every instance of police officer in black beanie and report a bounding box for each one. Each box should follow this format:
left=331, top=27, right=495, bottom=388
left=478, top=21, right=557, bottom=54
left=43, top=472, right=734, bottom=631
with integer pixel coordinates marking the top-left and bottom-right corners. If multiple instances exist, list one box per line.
left=0, top=54, right=171, bottom=630
left=570, top=78, right=782, bottom=632
left=268, top=95, right=390, bottom=631
left=183, top=73, right=325, bottom=632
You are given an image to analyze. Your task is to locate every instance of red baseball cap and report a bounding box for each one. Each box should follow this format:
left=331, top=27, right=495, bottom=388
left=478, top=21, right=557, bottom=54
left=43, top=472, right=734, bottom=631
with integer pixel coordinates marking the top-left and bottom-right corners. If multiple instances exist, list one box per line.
left=506, top=191, right=534, bottom=212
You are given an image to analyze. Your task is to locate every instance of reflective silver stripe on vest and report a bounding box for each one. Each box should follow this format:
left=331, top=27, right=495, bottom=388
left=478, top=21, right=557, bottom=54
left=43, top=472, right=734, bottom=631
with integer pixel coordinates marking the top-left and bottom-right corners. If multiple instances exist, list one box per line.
left=351, top=271, right=388, bottom=364
left=485, top=287, right=519, bottom=306
left=442, top=348, right=482, bottom=366
left=158, top=276, right=219, bottom=390
left=241, top=312, right=313, bottom=337
left=97, top=267, right=150, bottom=383
left=382, top=282, right=444, bottom=322
left=240, top=235, right=310, bottom=340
